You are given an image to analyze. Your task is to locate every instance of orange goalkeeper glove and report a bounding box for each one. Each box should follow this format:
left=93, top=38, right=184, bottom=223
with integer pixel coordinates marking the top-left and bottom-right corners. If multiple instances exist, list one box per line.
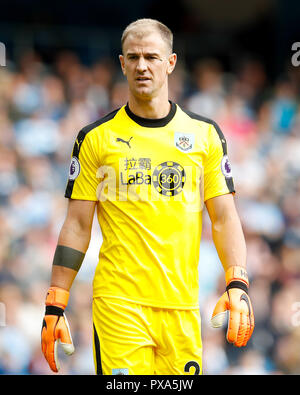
left=41, top=287, right=75, bottom=372
left=211, top=266, right=254, bottom=347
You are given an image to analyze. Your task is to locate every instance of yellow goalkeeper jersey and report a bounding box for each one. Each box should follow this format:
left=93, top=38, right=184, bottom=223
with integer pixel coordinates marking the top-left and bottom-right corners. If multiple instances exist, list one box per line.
left=65, top=102, right=235, bottom=309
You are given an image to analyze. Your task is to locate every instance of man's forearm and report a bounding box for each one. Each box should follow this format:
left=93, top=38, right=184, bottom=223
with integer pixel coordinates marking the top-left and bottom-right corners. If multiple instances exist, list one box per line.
left=211, top=209, right=247, bottom=272
left=58, top=216, right=92, bottom=252
left=50, top=265, right=78, bottom=290
left=49, top=220, right=91, bottom=290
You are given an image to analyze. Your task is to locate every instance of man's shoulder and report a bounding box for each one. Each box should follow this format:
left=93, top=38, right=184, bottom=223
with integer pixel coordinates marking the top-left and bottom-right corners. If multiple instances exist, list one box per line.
left=178, top=105, right=218, bottom=128
left=177, top=105, right=224, bottom=138
left=80, top=107, right=122, bottom=136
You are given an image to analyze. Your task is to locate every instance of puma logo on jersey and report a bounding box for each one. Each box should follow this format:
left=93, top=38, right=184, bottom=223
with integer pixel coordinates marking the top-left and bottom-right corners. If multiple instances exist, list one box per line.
left=116, top=137, right=133, bottom=148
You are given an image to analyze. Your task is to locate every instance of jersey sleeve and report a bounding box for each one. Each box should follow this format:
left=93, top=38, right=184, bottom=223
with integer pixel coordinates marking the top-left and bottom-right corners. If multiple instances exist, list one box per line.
left=203, top=122, right=235, bottom=202
left=65, top=128, right=100, bottom=201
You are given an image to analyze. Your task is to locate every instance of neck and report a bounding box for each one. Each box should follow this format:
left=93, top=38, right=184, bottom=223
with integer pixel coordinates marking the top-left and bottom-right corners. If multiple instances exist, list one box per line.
left=127, top=94, right=171, bottom=119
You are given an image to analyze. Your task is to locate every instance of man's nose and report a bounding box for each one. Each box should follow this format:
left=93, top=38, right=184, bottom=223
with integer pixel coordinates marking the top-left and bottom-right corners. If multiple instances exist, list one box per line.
left=136, top=57, right=147, bottom=72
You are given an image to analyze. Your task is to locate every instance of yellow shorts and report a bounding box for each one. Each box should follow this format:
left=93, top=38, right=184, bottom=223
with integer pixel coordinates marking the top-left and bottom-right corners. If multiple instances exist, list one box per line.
left=92, top=297, right=202, bottom=375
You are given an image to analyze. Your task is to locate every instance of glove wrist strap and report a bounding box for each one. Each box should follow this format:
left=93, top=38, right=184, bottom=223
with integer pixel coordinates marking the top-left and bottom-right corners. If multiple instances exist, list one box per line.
left=225, top=266, right=249, bottom=288
left=226, top=280, right=248, bottom=294
left=45, top=305, right=64, bottom=316
left=45, top=286, right=69, bottom=310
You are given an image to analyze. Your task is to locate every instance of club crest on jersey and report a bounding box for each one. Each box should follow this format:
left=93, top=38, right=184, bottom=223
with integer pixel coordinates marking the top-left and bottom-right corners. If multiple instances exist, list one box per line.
left=69, top=156, right=80, bottom=180
left=174, top=132, right=194, bottom=153
left=221, top=155, right=233, bottom=178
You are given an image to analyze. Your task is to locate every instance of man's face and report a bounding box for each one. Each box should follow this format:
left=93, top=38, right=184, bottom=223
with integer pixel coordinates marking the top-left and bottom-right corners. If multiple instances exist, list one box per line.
left=119, top=31, right=176, bottom=100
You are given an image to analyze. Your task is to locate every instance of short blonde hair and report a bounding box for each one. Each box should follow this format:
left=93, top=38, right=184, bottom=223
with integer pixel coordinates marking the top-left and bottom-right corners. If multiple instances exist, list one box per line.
left=121, top=18, right=173, bottom=54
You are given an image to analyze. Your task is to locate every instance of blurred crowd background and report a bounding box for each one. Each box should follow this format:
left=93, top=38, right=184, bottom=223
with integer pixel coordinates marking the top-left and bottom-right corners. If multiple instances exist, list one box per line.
left=1, top=0, right=300, bottom=375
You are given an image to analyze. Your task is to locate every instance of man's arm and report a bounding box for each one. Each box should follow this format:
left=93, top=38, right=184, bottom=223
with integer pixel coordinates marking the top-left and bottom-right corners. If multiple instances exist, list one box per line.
left=205, top=193, right=246, bottom=272
left=41, top=198, right=96, bottom=372
left=50, top=199, right=97, bottom=290
left=205, top=193, right=254, bottom=347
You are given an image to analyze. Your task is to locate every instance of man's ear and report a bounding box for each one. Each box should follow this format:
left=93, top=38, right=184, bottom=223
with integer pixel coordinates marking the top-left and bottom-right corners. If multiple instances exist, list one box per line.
left=119, top=54, right=126, bottom=76
left=167, top=53, right=177, bottom=75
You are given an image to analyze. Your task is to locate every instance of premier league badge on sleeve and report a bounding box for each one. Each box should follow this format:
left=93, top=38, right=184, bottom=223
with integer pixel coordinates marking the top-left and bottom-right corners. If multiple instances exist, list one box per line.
left=69, top=156, right=81, bottom=180
left=221, top=155, right=233, bottom=178
left=174, top=132, right=194, bottom=153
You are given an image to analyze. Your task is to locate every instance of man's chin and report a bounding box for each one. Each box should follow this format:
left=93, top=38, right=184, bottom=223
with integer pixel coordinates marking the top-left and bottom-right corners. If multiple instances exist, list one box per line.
left=133, top=88, right=154, bottom=100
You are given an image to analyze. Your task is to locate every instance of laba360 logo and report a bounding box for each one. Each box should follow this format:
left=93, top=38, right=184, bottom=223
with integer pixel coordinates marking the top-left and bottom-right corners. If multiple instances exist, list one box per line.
left=95, top=160, right=205, bottom=212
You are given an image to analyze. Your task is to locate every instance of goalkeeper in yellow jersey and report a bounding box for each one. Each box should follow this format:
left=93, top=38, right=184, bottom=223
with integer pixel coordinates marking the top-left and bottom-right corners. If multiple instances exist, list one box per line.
left=41, top=18, right=254, bottom=375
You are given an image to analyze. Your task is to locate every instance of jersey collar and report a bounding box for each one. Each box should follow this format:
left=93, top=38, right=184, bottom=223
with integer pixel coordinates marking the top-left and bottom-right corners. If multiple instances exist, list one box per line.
left=124, top=101, right=177, bottom=128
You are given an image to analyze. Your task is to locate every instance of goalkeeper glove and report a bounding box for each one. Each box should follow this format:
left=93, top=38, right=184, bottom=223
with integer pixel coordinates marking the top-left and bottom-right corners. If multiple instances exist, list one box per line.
left=211, top=266, right=254, bottom=347
left=41, top=286, right=75, bottom=372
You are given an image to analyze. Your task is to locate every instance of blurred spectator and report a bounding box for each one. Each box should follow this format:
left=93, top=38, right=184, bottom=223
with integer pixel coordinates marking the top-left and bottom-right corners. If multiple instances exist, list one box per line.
left=186, top=58, right=226, bottom=119
left=271, top=79, right=298, bottom=135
